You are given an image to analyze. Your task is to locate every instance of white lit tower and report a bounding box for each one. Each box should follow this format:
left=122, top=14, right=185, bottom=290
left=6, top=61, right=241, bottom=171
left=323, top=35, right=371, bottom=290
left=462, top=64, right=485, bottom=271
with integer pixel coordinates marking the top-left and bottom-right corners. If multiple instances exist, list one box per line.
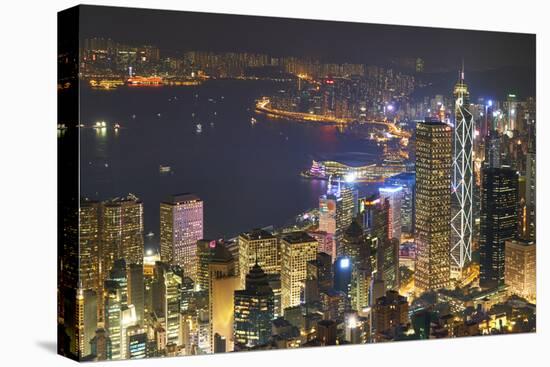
left=450, top=63, right=474, bottom=276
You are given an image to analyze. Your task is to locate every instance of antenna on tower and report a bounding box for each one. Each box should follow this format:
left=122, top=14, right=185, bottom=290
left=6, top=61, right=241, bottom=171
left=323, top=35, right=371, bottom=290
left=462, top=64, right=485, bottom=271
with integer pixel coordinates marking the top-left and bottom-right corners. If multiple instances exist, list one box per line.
left=461, top=58, right=465, bottom=81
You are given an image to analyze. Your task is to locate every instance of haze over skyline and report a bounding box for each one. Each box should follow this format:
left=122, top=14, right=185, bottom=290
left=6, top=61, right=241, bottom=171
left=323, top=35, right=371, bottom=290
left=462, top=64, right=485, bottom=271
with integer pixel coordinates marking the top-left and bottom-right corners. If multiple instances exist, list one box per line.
left=79, top=5, right=535, bottom=73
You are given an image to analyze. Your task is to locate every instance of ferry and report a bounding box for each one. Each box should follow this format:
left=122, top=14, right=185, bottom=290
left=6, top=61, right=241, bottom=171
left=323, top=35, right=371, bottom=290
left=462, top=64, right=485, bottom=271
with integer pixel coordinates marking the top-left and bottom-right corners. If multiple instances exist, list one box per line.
left=159, top=165, right=171, bottom=174
left=127, top=76, right=163, bottom=86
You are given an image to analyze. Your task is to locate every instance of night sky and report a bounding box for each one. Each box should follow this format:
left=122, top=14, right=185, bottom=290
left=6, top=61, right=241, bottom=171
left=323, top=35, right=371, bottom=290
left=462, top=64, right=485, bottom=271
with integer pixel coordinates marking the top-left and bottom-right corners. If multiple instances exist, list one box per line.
left=78, top=5, right=536, bottom=96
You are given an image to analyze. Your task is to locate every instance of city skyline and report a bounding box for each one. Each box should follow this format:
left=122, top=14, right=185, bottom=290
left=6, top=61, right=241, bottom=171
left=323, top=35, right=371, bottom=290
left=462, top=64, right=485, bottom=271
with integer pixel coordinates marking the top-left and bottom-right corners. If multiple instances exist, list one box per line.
left=59, top=5, right=536, bottom=362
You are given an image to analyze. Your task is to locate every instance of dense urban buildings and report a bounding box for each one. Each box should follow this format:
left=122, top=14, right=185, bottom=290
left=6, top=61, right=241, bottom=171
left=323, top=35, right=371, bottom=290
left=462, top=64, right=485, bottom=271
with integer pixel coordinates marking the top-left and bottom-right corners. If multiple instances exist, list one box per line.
left=58, top=6, right=536, bottom=362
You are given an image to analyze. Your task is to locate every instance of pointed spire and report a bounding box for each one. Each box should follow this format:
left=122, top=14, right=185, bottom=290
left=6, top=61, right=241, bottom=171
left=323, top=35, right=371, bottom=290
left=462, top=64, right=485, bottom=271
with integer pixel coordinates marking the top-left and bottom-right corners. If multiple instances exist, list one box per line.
left=461, top=58, right=465, bottom=81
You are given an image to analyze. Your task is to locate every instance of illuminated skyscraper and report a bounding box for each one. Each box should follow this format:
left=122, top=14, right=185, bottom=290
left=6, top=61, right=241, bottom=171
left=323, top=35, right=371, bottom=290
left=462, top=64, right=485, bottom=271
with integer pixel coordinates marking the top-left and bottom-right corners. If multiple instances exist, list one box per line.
left=127, top=263, right=144, bottom=323
left=160, top=194, right=203, bottom=280
left=75, top=288, right=97, bottom=358
left=104, top=281, right=123, bottom=360
left=234, top=263, right=275, bottom=348
left=280, top=232, right=318, bottom=311
left=101, top=195, right=144, bottom=286
left=414, top=118, right=452, bottom=295
left=126, top=325, right=147, bottom=359
left=379, top=186, right=403, bottom=241
left=385, top=172, right=416, bottom=234
left=479, top=167, right=518, bottom=289
left=319, top=180, right=357, bottom=249
left=197, top=239, right=238, bottom=353
left=164, top=265, right=183, bottom=346
left=79, top=200, right=100, bottom=294
left=505, top=239, right=536, bottom=302
left=451, top=65, right=474, bottom=273
left=238, top=229, right=280, bottom=288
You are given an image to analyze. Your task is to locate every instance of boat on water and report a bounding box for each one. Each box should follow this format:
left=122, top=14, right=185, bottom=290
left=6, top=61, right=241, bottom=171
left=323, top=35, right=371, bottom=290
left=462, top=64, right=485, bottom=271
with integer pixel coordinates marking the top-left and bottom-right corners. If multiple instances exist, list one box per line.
left=195, top=123, right=203, bottom=133
left=114, top=123, right=121, bottom=129
left=94, top=121, right=107, bottom=128
left=159, top=165, right=172, bottom=174
left=250, top=117, right=257, bottom=125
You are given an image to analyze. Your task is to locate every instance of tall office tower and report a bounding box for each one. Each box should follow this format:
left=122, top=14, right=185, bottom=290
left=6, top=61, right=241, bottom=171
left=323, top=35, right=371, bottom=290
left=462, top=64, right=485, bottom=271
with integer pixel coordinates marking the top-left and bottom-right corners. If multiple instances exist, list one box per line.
left=104, top=281, right=123, bottom=360
left=280, top=232, right=318, bottom=311
left=90, top=328, right=111, bottom=361
left=307, top=230, right=336, bottom=261
left=75, top=288, right=98, bottom=358
left=234, top=263, right=275, bottom=348
left=484, top=129, right=501, bottom=168
left=319, top=181, right=357, bottom=249
left=504, top=93, right=518, bottom=131
left=238, top=229, right=280, bottom=288
left=108, top=259, right=128, bottom=308
left=352, top=263, right=372, bottom=313
left=414, top=118, right=452, bottom=295
left=164, top=266, right=183, bottom=346
left=127, top=263, right=144, bottom=323
left=126, top=325, right=147, bottom=359
left=305, top=252, right=333, bottom=304
left=197, top=239, right=237, bottom=353
left=334, top=256, right=353, bottom=295
left=525, top=152, right=536, bottom=241
left=100, top=195, right=144, bottom=296
left=505, top=239, right=536, bottom=302
left=373, top=290, right=409, bottom=338
left=120, top=305, right=138, bottom=360
left=160, top=194, right=203, bottom=280
left=385, top=172, right=416, bottom=234
left=370, top=197, right=399, bottom=291
left=79, top=200, right=100, bottom=293
left=479, top=167, right=518, bottom=289
left=196, top=239, right=235, bottom=293
left=379, top=186, right=404, bottom=241
left=339, top=220, right=368, bottom=263
left=358, top=195, right=380, bottom=236
left=451, top=66, right=474, bottom=274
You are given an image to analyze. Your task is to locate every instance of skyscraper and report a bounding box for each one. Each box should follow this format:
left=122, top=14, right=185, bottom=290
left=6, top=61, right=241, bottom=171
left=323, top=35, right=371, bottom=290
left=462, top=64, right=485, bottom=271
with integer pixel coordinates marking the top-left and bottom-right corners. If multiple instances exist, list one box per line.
left=164, top=265, right=183, bottom=346
left=504, top=239, right=536, bottom=302
left=379, top=186, right=403, bottom=241
left=127, top=263, right=145, bottom=323
left=385, top=172, right=416, bottom=235
left=79, top=200, right=100, bottom=294
left=234, top=263, right=275, bottom=348
left=280, top=232, right=318, bottom=311
left=101, top=195, right=144, bottom=286
left=104, top=281, right=123, bottom=360
left=414, top=118, right=452, bottom=295
left=319, top=180, right=357, bottom=248
left=479, top=167, right=518, bottom=289
left=160, top=194, right=203, bottom=280
left=238, top=229, right=280, bottom=288
left=451, top=65, right=474, bottom=273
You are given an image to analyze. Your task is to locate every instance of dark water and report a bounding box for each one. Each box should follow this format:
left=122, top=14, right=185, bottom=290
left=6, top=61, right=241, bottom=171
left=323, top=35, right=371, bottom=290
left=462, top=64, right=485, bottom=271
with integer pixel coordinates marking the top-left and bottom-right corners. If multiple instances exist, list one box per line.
left=80, top=80, right=381, bottom=247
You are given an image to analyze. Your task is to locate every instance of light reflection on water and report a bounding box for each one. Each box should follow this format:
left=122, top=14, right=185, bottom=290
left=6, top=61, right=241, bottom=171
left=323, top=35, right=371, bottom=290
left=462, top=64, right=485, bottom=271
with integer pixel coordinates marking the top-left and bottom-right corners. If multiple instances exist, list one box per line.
left=80, top=80, right=382, bottom=245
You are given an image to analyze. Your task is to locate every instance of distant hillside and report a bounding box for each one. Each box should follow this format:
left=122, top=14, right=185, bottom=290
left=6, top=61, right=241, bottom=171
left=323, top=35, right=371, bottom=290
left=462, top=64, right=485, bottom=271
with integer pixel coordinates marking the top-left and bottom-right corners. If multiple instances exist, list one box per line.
left=412, top=66, right=535, bottom=101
